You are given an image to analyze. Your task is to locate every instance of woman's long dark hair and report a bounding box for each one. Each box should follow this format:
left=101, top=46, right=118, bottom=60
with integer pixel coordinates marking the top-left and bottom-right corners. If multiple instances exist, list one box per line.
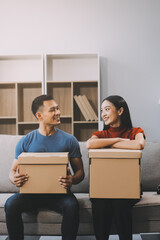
left=102, top=95, right=133, bottom=130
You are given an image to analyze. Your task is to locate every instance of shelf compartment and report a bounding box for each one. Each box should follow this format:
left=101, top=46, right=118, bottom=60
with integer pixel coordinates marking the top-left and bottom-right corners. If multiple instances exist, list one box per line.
left=0, top=119, right=16, bottom=134
left=18, top=83, right=42, bottom=122
left=47, top=82, right=72, bottom=116
left=18, top=123, right=39, bottom=135
left=0, top=55, right=43, bottom=83
left=0, top=83, right=16, bottom=117
left=46, top=54, right=99, bottom=82
left=74, top=122, right=98, bottom=141
left=57, top=118, right=72, bottom=134
left=73, top=82, right=98, bottom=121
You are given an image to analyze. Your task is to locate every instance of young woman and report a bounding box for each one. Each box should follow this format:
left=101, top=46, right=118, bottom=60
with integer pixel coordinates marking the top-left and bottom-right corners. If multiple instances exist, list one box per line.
left=87, top=95, right=145, bottom=240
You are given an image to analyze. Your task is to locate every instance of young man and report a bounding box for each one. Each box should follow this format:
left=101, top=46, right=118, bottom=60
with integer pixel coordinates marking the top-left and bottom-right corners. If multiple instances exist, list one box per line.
left=5, top=95, right=84, bottom=240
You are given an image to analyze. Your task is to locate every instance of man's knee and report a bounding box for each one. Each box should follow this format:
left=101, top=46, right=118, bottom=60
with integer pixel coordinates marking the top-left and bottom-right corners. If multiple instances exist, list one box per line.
left=5, top=197, right=18, bottom=215
left=63, top=195, right=79, bottom=214
left=5, top=193, right=22, bottom=215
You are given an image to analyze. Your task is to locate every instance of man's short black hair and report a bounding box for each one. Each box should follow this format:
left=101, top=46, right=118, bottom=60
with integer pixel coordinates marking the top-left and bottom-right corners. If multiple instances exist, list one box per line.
left=31, top=95, right=54, bottom=117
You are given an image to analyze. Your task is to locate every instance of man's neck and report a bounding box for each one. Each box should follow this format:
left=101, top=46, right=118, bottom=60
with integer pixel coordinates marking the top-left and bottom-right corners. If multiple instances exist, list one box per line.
left=38, top=124, right=56, bottom=136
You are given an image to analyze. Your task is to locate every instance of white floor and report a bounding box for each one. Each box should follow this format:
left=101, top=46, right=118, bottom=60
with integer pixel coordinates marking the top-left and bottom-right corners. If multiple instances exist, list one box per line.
left=0, top=234, right=143, bottom=240
left=1, top=234, right=160, bottom=240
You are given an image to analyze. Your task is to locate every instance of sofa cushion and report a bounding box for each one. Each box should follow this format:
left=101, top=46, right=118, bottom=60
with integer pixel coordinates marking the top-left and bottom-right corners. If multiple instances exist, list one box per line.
left=0, top=135, right=22, bottom=193
left=141, top=142, right=160, bottom=191
left=1, top=192, right=160, bottom=223
left=1, top=192, right=160, bottom=235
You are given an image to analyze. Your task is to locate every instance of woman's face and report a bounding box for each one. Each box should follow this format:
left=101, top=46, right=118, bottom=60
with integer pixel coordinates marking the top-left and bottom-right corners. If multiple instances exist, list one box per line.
left=101, top=100, right=123, bottom=128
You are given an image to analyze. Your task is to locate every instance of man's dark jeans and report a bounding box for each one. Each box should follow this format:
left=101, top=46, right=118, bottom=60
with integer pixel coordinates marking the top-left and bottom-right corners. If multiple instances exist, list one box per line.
left=5, top=192, right=79, bottom=240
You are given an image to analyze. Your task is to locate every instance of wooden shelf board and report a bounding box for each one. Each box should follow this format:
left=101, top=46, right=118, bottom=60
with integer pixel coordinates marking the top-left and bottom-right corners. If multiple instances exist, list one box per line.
left=73, top=80, right=98, bottom=83
left=0, top=82, right=16, bottom=85
left=46, top=53, right=98, bottom=59
left=74, top=121, right=98, bottom=124
left=47, top=80, right=98, bottom=83
left=47, top=80, right=72, bottom=84
left=61, top=116, right=72, bottom=118
left=0, top=116, right=16, bottom=119
left=17, top=81, right=42, bottom=84
left=0, top=81, right=42, bottom=84
left=18, top=117, right=72, bottom=121
left=18, top=122, right=39, bottom=125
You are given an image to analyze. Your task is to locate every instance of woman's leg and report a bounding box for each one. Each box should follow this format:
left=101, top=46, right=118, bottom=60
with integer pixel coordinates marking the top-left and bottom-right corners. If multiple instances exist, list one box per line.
left=91, top=198, right=112, bottom=240
left=112, top=199, right=137, bottom=240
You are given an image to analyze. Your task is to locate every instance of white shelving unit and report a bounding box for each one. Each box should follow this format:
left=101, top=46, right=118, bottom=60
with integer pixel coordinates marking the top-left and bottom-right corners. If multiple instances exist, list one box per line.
left=0, top=53, right=100, bottom=141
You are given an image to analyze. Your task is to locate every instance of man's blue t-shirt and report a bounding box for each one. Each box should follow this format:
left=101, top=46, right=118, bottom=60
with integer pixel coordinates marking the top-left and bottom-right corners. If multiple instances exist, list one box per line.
left=15, top=129, right=82, bottom=159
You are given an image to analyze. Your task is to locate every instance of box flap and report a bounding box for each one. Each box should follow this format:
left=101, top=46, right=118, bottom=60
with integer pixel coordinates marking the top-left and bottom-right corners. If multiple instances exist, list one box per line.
left=18, top=152, right=69, bottom=164
left=89, top=149, right=142, bottom=159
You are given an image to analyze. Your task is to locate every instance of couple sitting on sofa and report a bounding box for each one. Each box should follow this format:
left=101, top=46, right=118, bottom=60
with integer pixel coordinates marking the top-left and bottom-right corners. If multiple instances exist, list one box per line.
left=4, top=94, right=145, bottom=240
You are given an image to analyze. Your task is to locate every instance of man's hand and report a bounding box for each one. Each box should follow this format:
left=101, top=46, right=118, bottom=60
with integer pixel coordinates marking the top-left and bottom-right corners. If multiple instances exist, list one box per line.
left=58, top=167, right=73, bottom=190
left=13, top=168, right=29, bottom=187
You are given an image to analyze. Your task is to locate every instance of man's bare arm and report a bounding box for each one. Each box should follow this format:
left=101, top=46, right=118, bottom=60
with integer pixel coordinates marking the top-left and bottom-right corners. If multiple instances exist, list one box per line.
left=59, top=157, right=85, bottom=189
left=9, top=159, right=29, bottom=187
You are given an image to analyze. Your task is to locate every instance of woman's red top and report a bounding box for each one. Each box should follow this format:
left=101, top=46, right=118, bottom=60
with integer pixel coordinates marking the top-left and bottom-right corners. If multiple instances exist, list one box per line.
left=92, top=126, right=145, bottom=140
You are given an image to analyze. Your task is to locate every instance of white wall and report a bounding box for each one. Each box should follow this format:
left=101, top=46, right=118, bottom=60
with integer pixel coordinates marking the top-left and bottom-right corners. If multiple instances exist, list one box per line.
left=0, top=0, right=160, bottom=141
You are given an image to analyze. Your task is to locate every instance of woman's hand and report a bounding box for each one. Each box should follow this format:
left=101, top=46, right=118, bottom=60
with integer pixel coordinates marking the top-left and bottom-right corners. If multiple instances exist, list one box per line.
left=111, top=133, right=145, bottom=150
left=86, top=135, right=124, bottom=149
